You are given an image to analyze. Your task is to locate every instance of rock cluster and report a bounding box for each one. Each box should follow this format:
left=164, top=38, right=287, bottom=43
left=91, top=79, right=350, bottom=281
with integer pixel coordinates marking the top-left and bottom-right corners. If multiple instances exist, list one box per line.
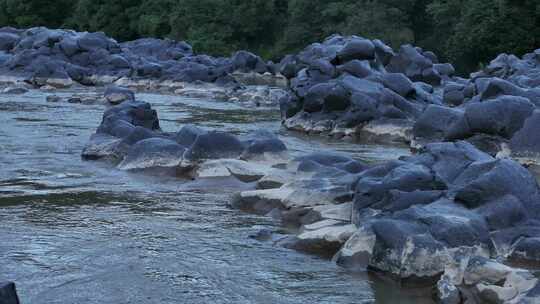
left=82, top=94, right=288, bottom=180
left=0, top=27, right=273, bottom=88
left=278, top=34, right=453, bottom=143
left=234, top=142, right=540, bottom=303
left=279, top=34, right=540, bottom=161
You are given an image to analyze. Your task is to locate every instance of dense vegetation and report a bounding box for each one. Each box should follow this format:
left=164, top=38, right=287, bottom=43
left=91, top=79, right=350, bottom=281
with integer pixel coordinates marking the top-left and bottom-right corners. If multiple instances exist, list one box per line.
left=0, top=0, right=538, bottom=73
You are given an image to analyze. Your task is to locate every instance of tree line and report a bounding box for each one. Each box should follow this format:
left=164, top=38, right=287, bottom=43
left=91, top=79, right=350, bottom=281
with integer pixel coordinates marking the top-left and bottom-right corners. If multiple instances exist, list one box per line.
left=0, top=0, right=538, bottom=74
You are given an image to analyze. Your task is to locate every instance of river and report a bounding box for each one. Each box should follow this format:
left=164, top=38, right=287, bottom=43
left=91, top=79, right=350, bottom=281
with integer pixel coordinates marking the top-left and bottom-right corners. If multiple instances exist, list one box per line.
left=0, top=89, right=436, bottom=303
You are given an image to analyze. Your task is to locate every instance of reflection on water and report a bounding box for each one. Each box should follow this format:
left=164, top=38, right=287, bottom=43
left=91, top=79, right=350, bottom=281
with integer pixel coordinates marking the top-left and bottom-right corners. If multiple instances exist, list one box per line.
left=0, top=89, right=432, bottom=304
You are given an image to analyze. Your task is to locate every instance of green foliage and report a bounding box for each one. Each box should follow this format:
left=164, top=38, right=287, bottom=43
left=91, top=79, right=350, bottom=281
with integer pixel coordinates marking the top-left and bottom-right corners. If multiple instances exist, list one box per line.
left=0, top=0, right=538, bottom=73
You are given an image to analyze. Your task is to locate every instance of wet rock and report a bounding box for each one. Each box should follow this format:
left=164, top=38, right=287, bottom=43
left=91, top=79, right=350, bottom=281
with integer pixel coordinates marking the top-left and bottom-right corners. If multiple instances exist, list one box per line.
left=230, top=86, right=290, bottom=108
left=285, top=223, right=357, bottom=255
left=0, top=281, right=20, bottom=304
left=195, top=159, right=270, bottom=182
left=104, top=86, right=135, bottom=105
left=46, top=95, right=62, bottom=103
left=97, top=100, right=160, bottom=137
left=386, top=44, right=434, bottom=83
left=81, top=133, right=122, bottom=160
left=117, top=138, right=185, bottom=171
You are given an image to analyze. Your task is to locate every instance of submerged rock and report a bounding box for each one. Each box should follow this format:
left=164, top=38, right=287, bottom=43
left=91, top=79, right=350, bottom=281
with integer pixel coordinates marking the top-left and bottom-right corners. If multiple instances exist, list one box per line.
left=1, top=86, right=28, bottom=94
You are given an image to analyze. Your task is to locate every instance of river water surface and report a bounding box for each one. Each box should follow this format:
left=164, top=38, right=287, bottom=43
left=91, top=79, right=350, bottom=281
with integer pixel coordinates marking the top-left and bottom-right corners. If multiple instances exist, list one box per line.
left=0, top=89, right=436, bottom=303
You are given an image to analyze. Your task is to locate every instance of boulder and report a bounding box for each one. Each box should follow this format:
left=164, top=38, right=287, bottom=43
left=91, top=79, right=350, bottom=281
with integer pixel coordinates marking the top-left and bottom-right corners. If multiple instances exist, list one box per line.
left=413, top=105, right=470, bottom=140
left=465, top=96, right=534, bottom=139
left=336, top=39, right=375, bottom=63
left=117, top=138, right=185, bottom=171
left=97, top=100, right=160, bottom=137
left=0, top=282, right=20, bottom=304
left=303, top=82, right=350, bottom=113
left=510, top=110, right=540, bottom=157
left=184, top=131, right=245, bottom=161
left=386, top=44, right=433, bottom=82
left=104, top=86, right=135, bottom=105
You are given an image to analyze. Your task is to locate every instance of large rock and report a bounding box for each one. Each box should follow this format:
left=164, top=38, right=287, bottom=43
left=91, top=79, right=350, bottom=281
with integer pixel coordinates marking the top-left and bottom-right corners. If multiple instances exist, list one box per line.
left=336, top=38, right=375, bottom=63
left=332, top=141, right=540, bottom=284
left=97, top=100, right=160, bottom=137
left=0, top=282, right=20, bottom=304
left=117, top=138, right=186, bottom=171
left=413, top=105, right=470, bottom=140
left=382, top=73, right=414, bottom=97
left=303, top=82, right=350, bottom=113
left=184, top=131, right=245, bottom=161
left=104, top=86, right=135, bottom=105
left=465, top=96, right=534, bottom=139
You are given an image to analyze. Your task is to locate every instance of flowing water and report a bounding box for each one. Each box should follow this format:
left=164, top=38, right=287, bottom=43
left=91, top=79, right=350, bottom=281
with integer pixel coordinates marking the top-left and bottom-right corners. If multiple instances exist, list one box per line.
left=0, top=89, right=435, bottom=303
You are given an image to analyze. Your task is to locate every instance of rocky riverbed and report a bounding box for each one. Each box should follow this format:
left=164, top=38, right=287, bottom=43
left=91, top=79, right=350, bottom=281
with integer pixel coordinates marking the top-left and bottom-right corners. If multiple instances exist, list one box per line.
left=2, top=26, right=540, bottom=304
